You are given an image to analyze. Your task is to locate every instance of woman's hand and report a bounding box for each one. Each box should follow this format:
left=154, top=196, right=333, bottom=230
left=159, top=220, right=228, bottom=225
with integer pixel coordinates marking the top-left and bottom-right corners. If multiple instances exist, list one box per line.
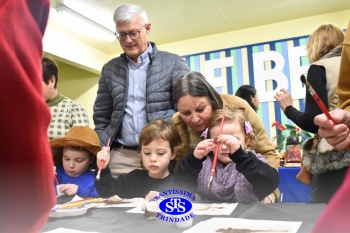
left=314, top=109, right=350, bottom=150
left=194, top=139, right=215, bottom=159
left=273, top=88, right=293, bottom=111
left=96, top=146, right=111, bottom=169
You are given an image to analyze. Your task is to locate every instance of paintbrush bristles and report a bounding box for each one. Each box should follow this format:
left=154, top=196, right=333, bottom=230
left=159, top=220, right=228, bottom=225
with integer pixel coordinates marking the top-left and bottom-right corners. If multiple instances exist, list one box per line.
left=300, top=75, right=306, bottom=84
left=96, top=138, right=110, bottom=180
left=208, top=176, right=213, bottom=190
left=300, top=75, right=313, bottom=94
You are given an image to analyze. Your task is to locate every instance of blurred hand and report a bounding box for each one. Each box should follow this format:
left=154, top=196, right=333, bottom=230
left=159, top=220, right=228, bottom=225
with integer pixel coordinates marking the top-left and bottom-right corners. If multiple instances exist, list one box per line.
left=314, top=109, right=350, bottom=150
left=273, top=88, right=293, bottom=111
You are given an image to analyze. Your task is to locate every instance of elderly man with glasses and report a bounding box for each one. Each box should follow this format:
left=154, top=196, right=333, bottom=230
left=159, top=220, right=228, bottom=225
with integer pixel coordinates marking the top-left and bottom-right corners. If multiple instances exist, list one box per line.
left=93, top=3, right=189, bottom=179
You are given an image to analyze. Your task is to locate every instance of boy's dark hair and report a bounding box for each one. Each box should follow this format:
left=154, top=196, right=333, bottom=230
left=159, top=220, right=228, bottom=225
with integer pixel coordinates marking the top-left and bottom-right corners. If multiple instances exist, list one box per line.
left=42, top=57, right=58, bottom=88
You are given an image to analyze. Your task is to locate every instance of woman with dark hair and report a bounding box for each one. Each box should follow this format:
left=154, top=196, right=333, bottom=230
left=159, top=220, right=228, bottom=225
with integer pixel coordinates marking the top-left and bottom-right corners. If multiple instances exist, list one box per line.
left=172, top=71, right=279, bottom=203
left=235, top=85, right=259, bottom=112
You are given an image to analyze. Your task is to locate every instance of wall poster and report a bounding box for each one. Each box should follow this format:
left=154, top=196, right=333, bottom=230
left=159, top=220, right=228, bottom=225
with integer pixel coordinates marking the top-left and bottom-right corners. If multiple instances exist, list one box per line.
left=182, top=35, right=311, bottom=140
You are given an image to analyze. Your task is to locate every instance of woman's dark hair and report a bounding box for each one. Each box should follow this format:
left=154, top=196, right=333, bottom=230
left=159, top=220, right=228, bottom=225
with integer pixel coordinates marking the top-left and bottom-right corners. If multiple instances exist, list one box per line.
left=173, top=71, right=223, bottom=110
left=42, top=57, right=58, bottom=88
left=235, top=85, right=257, bottom=111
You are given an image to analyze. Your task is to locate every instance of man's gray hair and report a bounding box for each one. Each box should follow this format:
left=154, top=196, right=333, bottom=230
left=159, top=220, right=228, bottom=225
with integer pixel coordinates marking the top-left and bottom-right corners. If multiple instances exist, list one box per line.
left=113, top=3, right=148, bottom=28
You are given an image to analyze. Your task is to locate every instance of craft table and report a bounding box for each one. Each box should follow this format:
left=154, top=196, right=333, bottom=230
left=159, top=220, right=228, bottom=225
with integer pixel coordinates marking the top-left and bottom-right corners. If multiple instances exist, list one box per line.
left=42, top=197, right=324, bottom=233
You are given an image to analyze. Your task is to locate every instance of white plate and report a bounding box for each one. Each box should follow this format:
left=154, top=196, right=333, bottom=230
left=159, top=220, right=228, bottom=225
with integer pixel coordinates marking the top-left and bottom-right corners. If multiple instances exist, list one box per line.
left=50, top=206, right=90, bottom=218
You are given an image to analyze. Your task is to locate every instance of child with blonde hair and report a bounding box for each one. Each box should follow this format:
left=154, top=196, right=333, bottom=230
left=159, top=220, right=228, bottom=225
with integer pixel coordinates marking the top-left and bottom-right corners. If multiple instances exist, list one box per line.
left=175, top=107, right=279, bottom=203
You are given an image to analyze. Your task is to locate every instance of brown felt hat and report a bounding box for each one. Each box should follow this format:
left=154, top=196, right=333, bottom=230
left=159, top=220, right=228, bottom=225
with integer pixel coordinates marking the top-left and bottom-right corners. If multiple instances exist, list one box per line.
left=50, top=126, right=102, bottom=160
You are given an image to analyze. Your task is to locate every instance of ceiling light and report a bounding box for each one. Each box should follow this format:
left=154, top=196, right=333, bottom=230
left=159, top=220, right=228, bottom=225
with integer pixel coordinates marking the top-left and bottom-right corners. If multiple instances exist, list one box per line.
left=55, top=5, right=115, bottom=42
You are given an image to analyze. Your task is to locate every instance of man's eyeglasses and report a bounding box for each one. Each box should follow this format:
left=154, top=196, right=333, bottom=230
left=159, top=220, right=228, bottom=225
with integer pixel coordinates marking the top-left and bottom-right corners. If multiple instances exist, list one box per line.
left=115, top=30, right=141, bottom=41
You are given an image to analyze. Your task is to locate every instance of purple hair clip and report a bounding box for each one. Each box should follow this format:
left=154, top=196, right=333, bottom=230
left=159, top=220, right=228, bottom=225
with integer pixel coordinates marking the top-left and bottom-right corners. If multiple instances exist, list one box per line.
left=244, top=121, right=253, bottom=135
left=201, top=128, right=209, bottom=139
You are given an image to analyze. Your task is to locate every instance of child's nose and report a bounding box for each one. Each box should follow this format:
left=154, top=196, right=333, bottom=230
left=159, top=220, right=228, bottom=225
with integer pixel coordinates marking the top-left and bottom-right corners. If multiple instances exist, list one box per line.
left=150, top=154, right=157, bottom=161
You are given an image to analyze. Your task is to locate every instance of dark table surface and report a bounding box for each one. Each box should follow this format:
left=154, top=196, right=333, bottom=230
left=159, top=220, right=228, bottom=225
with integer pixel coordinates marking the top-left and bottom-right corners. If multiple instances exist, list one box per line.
left=42, top=197, right=325, bottom=233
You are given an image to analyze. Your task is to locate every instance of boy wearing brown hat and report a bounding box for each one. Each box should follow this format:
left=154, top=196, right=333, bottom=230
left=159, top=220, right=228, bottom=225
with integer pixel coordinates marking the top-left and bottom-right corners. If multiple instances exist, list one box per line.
left=50, top=126, right=102, bottom=197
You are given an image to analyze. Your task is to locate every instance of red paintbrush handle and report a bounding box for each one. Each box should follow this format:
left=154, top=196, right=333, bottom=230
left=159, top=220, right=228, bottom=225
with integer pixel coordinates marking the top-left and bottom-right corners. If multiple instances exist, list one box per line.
left=54, top=175, right=59, bottom=185
left=209, top=113, right=226, bottom=176
left=98, top=160, right=105, bottom=173
left=210, top=143, right=221, bottom=175
left=302, top=75, right=337, bottom=125
left=106, top=138, right=111, bottom=148
left=311, top=93, right=337, bottom=125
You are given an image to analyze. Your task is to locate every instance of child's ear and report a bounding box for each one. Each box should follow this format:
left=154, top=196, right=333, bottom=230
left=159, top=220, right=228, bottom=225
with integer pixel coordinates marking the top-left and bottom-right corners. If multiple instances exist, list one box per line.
left=170, top=150, right=177, bottom=160
left=244, top=135, right=252, bottom=148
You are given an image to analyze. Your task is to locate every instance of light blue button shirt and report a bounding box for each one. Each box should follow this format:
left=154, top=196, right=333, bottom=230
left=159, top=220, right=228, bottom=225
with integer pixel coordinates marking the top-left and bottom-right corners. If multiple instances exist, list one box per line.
left=116, top=44, right=153, bottom=146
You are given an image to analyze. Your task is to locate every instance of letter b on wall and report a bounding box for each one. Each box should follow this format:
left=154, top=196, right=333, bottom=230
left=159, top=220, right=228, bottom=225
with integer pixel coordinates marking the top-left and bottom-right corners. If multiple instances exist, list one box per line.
left=253, top=51, right=288, bottom=102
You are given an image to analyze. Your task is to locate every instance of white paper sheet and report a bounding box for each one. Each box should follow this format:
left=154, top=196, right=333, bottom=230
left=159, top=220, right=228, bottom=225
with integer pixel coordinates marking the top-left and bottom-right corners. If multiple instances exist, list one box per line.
left=183, top=217, right=302, bottom=233
left=192, top=203, right=238, bottom=215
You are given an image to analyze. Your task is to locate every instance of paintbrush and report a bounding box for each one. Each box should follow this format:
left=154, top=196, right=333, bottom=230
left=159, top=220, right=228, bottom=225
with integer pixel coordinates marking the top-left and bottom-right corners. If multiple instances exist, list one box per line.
left=300, top=75, right=336, bottom=125
left=96, top=138, right=111, bottom=180
left=56, top=198, right=104, bottom=210
left=301, top=75, right=350, bottom=150
left=54, top=175, right=59, bottom=185
left=208, top=112, right=225, bottom=191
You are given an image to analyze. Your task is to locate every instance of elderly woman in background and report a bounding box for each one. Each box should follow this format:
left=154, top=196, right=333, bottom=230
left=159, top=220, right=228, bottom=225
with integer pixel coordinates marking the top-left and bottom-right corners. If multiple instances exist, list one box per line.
left=172, top=71, right=279, bottom=203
